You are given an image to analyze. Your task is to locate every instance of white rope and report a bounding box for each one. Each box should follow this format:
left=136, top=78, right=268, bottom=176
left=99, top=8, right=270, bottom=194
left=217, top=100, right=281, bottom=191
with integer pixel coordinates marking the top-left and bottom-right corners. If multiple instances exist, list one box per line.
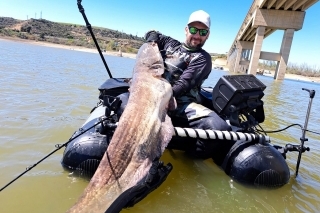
left=173, top=127, right=270, bottom=142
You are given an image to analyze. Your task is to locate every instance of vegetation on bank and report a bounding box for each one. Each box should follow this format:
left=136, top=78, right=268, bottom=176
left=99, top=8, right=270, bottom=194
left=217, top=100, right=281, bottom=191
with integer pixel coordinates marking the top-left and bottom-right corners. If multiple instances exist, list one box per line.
left=0, top=17, right=144, bottom=54
left=259, top=60, right=320, bottom=78
left=1, top=17, right=319, bottom=77
left=211, top=54, right=227, bottom=62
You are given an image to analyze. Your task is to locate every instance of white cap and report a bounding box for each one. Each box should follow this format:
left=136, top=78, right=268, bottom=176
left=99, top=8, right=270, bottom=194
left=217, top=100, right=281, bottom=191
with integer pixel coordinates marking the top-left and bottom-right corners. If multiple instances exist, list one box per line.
left=187, top=10, right=211, bottom=29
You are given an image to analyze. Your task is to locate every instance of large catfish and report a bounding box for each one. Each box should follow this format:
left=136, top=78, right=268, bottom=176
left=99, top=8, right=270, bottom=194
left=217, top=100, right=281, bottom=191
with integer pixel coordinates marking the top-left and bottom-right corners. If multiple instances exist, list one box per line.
left=67, top=42, right=175, bottom=213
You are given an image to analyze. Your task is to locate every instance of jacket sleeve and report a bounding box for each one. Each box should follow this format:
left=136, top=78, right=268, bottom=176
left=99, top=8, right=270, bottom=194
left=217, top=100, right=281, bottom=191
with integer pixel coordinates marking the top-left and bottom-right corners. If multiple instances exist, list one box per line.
left=157, top=34, right=182, bottom=53
left=172, top=51, right=212, bottom=97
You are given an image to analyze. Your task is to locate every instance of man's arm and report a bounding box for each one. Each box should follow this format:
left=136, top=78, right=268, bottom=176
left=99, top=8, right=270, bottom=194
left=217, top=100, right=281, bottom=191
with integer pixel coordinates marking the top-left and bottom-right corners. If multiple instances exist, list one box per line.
left=144, top=30, right=181, bottom=52
left=172, top=51, right=212, bottom=97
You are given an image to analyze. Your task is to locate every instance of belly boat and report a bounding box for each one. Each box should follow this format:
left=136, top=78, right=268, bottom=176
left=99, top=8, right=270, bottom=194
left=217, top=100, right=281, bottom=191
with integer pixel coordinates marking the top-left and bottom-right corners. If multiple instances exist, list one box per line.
left=61, top=74, right=302, bottom=187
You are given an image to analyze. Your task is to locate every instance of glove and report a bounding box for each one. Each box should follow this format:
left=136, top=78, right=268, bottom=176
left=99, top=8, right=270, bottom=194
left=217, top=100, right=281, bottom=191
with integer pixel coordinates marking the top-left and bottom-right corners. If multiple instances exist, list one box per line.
left=144, top=30, right=161, bottom=42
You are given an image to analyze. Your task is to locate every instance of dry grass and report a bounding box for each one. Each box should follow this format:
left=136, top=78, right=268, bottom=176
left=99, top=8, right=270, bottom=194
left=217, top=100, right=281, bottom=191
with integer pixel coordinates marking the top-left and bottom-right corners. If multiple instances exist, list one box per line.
left=259, top=61, right=320, bottom=78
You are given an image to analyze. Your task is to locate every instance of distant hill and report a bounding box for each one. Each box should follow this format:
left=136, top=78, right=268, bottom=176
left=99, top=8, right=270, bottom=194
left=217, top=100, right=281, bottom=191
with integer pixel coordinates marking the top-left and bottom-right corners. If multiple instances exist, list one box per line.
left=0, top=17, right=227, bottom=58
left=0, top=17, right=144, bottom=53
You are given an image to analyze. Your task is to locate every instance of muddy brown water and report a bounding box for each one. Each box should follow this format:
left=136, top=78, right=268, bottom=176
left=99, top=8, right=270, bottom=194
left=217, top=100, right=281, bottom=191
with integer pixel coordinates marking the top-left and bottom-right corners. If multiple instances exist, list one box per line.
left=1, top=39, right=320, bottom=213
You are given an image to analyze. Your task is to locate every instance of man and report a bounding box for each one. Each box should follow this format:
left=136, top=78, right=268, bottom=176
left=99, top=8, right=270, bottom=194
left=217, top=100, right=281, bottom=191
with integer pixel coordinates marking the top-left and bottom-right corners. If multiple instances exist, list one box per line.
left=144, top=10, right=231, bottom=160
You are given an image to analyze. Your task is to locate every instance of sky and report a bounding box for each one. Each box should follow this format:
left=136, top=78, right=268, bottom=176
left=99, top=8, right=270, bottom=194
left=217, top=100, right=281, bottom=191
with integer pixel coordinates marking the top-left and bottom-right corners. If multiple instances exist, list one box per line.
left=0, top=0, right=319, bottom=67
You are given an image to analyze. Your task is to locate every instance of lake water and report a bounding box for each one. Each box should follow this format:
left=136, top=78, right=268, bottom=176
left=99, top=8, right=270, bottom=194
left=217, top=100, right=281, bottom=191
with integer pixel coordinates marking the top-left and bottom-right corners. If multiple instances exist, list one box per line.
left=1, top=39, right=320, bottom=213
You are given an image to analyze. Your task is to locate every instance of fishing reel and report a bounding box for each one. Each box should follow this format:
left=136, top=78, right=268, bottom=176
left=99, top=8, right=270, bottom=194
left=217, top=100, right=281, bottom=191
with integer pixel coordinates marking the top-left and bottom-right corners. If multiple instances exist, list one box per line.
left=102, top=95, right=122, bottom=117
left=95, top=78, right=131, bottom=136
left=97, top=95, right=122, bottom=136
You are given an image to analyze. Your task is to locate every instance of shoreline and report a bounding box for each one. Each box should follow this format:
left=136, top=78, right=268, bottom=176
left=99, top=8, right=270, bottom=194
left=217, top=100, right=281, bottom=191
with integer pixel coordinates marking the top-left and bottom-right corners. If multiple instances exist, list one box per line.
left=2, top=36, right=319, bottom=84
left=263, top=71, right=320, bottom=83
left=0, top=36, right=137, bottom=59
left=213, top=58, right=320, bottom=84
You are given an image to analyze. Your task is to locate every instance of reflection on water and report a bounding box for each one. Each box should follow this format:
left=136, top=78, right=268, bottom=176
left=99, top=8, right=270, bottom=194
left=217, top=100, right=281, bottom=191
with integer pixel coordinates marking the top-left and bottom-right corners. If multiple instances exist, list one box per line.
left=0, top=39, right=320, bottom=213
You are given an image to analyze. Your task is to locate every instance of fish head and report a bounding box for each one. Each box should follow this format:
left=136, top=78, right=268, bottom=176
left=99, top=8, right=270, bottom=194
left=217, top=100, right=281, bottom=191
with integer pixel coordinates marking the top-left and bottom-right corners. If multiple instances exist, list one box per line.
left=134, top=43, right=164, bottom=77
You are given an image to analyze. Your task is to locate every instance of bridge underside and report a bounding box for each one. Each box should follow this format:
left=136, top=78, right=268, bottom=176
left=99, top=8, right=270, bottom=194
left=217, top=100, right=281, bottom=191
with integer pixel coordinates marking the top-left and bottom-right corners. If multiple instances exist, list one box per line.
left=227, top=0, right=318, bottom=80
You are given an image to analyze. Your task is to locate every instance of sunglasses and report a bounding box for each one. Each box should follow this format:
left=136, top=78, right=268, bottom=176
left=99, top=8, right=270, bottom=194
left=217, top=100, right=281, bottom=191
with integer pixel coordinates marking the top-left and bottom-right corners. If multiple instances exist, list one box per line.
left=188, top=26, right=209, bottom=36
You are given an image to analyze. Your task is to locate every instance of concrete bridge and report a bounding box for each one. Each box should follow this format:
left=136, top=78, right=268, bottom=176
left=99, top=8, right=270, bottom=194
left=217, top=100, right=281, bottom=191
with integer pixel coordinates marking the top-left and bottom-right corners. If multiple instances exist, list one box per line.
left=227, top=0, right=319, bottom=80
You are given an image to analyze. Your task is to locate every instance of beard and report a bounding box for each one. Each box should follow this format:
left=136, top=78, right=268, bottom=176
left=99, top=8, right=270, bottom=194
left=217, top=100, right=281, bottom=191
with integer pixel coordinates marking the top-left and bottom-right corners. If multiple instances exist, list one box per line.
left=185, top=37, right=205, bottom=50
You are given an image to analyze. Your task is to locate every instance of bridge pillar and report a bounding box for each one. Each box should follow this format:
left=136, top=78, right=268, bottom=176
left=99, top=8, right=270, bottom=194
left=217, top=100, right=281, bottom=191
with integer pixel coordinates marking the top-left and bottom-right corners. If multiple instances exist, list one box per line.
left=233, top=43, right=243, bottom=73
left=229, top=41, right=253, bottom=73
left=247, top=26, right=265, bottom=75
left=228, top=2, right=310, bottom=80
left=274, top=29, right=295, bottom=80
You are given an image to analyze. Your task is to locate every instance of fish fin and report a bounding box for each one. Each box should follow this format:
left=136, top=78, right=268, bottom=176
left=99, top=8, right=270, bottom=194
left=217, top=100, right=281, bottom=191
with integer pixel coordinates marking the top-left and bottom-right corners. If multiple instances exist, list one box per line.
left=159, top=115, right=174, bottom=153
left=168, top=97, right=177, bottom=111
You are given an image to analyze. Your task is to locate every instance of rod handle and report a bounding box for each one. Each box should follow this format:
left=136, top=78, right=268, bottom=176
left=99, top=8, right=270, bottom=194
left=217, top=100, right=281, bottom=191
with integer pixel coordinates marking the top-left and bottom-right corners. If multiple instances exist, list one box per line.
left=302, top=88, right=315, bottom=98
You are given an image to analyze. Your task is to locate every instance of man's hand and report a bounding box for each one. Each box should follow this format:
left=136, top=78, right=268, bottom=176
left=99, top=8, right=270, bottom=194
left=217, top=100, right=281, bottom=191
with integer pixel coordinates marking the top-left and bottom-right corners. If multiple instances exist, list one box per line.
left=144, top=30, right=161, bottom=42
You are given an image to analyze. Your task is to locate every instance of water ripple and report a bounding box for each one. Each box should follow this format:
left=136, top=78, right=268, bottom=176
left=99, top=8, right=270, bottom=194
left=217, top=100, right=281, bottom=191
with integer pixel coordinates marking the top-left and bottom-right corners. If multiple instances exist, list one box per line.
left=1, top=39, right=320, bottom=213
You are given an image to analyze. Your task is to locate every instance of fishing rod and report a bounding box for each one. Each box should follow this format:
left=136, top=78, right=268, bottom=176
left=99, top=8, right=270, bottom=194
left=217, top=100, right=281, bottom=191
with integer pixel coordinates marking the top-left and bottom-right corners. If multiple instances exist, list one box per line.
left=0, top=116, right=110, bottom=192
left=295, top=88, right=315, bottom=177
left=77, top=0, right=113, bottom=78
